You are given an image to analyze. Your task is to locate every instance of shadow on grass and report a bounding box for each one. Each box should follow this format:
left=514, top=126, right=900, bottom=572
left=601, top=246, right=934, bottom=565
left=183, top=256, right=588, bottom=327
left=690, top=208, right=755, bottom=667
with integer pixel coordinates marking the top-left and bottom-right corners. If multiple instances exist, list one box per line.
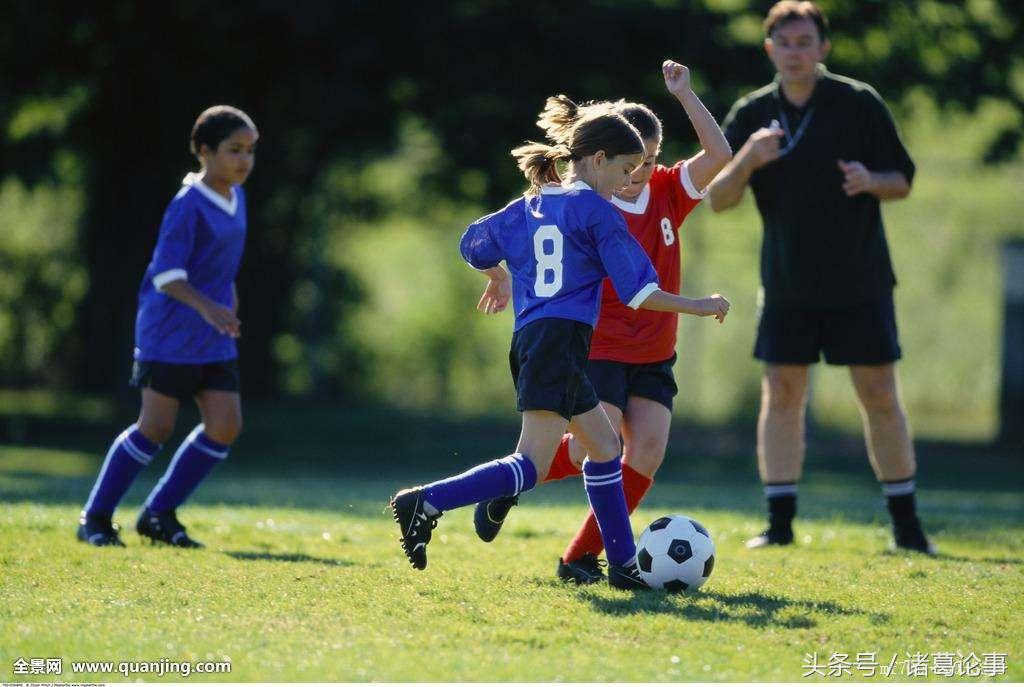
left=579, top=588, right=883, bottom=628
left=224, top=550, right=355, bottom=567
left=3, top=403, right=1021, bottom=536
left=4, top=401, right=1021, bottom=495
left=937, top=554, right=1024, bottom=566
left=2, top=468, right=1021, bottom=535
left=878, top=550, right=1024, bottom=566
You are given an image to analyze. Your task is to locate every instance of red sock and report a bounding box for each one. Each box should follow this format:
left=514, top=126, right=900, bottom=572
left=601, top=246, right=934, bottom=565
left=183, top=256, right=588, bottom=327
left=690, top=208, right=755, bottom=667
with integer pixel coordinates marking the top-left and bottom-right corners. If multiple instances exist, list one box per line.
left=562, top=463, right=652, bottom=563
left=544, top=434, right=583, bottom=482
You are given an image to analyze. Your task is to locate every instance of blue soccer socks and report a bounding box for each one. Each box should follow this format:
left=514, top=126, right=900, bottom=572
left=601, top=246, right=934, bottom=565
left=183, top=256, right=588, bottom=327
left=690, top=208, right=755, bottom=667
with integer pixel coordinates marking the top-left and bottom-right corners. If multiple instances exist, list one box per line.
left=582, top=456, right=636, bottom=567
left=83, top=424, right=161, bottom=517
left=422, top=453, right=537, bottom=513
left=145, top=426, right=228, bottom=512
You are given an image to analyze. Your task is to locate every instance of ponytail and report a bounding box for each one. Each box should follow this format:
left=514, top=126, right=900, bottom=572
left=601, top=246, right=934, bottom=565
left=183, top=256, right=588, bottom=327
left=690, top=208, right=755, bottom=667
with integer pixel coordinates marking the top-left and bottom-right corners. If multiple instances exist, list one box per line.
left=535, top=94, right=582, bottom=145
left=513, top=94, right=644, bottom=194
left=511, top=141, right=571, bottom=193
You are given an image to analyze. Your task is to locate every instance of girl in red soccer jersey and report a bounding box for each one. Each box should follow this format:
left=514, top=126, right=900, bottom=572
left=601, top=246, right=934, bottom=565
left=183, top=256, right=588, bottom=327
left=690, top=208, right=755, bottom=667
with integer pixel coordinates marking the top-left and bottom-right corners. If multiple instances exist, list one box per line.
left=474, top=60, right=733, bottom=583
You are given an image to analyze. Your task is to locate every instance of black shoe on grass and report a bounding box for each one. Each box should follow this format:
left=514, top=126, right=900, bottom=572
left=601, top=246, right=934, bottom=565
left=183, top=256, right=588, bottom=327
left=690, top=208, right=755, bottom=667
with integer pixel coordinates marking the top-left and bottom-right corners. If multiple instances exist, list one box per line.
left=390, top=488, right=441, bottom=570
left=556, top=553, right=606, bottom=585
left=894, top=518, right=936, bottom=555
left=473, top=495, right=518, bottom=542
left=608, top=560, right=653, bottom=590
left=77, top=513, right=126, bottom=547
left=136, top=508, right=204, bottom=548
left=744, top=527, right=794, bottom=549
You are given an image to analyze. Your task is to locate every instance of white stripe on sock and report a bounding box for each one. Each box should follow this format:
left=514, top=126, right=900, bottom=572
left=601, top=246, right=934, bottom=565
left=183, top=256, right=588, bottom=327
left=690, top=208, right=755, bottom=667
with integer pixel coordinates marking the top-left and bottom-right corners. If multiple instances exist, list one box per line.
left=83, top=432, right=128, bottom=513
left=504, top=456, right=523, bottom=494
left=510, top=453, right=526, bottom=486
left=184, top=424, right=228, bottom=459
left=764, top=484, right=798, bottom=498
left=144, top=427, right=198, bottom=507
left=882, top=479, right=915, bottom=497
left=514, top=456, right=524, bottom=492
left=584, top=470, right=623, bottom=481
left=584, top=468, right=622, bottom=479
left=121, top=435, right=154, bottom=465
left=192, top=440, right=229, bottom=460
left=584, top=473, right=623, bottom=487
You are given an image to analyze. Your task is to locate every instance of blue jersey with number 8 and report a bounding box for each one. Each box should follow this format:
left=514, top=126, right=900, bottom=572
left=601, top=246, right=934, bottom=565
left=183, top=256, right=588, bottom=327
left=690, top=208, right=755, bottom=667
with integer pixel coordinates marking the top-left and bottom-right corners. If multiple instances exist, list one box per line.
left=460, top=181, right=659, bottom=331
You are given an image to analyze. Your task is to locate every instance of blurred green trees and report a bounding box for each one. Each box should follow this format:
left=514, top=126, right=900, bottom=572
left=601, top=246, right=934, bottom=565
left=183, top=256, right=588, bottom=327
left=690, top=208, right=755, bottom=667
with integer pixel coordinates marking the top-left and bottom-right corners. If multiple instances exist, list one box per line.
left=1, top=1, right=1022, bottom=438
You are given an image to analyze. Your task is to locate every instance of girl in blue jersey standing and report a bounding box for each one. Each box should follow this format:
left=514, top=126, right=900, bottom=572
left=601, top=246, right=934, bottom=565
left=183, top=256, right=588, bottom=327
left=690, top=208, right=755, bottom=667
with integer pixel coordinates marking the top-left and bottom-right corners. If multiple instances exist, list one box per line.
left=390, top=98, right=729, bottom=588
left=77, top=105, right=257, bottom=548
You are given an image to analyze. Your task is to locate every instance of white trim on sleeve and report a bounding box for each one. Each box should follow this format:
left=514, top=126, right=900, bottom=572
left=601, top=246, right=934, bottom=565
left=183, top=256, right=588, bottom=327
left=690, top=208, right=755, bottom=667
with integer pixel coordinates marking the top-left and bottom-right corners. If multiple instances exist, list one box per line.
left=626, top=282, right=660, bottom=310
left=153, top=269, right=188, bottom=290
left=680, top=162, right=708, bottom=200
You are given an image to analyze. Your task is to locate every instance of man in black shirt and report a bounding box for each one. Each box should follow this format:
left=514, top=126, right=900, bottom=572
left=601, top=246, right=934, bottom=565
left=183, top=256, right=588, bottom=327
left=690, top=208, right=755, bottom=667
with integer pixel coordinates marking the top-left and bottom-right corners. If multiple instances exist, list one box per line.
left=708, top=0, right=933, bottom=553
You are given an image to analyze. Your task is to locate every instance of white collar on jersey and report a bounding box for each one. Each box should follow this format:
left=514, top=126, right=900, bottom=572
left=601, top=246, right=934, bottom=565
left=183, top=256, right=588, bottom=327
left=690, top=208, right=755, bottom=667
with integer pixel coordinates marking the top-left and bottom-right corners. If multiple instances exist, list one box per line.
left=608, top=162, right=707, bottom=215
left=183, top=172, right=237, bottom=216
left=610, top=184, right=651, bottom=215
left=540, top=180, right=594, bottom=195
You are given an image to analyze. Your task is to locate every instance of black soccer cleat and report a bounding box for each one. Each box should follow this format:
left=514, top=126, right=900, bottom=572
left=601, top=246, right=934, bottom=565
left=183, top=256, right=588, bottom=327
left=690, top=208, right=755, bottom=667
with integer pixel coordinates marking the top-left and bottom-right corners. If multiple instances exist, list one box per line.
left=893, top=518, right=936, bottom=555
left=390, top=488, right=441, bottom=570
left=77, top=513, right=126, bottom=547
left=473, top=495, right=518, bottom=542
left=608, top=560, right=653, bottom=590
left=556, top=553, right=606, bottom=585
left=744, top=526, right=794, bottom=549
left=136, top=508, right=204, bottom=548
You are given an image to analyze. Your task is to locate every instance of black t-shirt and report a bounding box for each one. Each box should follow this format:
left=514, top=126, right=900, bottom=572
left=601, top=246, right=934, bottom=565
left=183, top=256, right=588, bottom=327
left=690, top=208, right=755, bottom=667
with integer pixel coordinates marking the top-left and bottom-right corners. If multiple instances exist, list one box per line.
left=722, top=67, right=915, bottom=308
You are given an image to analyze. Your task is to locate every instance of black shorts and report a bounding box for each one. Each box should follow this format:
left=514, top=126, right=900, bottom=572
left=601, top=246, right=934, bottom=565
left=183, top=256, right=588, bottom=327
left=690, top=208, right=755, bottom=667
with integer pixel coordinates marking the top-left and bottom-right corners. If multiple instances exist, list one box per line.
left=130, top=359, right=241, bottom=402
left=754, top=292, right=902, bottom=365
left=509, top=318, right=599, bottom=421
left=586, top=355, right=678, bottom=413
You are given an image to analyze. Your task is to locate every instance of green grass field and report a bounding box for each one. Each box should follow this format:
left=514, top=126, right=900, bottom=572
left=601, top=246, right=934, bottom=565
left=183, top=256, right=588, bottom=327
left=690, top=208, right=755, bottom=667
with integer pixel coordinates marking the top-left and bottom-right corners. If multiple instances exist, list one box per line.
left=2, top=408, right=1021, bottom=682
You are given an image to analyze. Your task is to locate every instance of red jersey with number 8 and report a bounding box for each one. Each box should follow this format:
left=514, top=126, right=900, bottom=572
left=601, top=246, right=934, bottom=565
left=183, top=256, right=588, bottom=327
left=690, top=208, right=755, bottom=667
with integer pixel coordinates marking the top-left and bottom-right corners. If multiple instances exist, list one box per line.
left=588, top=161, right=705, bottom=363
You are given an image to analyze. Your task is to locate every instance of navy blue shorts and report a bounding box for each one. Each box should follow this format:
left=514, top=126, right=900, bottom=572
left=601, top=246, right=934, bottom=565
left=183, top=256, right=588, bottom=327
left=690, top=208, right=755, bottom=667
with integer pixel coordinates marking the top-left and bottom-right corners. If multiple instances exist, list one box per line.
left=755, top=292, right=902, bottom=365
left=586, top=355, right=678, bottom=413
left=509, top=318, right=599, bottom=421
left=130, top=359, right=241, bottom=402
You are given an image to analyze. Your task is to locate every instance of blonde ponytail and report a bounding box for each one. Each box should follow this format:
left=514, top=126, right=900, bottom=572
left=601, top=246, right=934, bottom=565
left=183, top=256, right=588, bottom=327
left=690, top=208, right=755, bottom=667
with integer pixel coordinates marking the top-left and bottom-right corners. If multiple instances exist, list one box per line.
left=535, top=94, right=582, bottom=145
left=511, top=141, right=571, bottom=193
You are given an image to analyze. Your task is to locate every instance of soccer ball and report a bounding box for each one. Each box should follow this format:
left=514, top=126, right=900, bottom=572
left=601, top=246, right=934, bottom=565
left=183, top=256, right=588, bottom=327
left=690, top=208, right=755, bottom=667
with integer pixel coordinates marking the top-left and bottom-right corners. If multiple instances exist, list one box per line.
left=636, top=514, right=715, bottom=592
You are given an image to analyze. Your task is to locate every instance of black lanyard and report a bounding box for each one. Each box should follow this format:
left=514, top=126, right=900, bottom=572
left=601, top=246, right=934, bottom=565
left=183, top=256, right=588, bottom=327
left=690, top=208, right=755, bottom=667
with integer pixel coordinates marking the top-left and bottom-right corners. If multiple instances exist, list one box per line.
left=772, top=89, right=815, bottom=157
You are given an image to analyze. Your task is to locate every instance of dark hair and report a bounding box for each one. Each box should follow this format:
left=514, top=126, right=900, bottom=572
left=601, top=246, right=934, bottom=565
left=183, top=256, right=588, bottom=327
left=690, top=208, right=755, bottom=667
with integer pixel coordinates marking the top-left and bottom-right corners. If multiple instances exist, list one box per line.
left=190, top=105, right=258, bottom=158
left=513, top=95, right=644, bottom=192
left=612, top=101, right=662, bottom=142
left=764, top=0, right=829, bottom=41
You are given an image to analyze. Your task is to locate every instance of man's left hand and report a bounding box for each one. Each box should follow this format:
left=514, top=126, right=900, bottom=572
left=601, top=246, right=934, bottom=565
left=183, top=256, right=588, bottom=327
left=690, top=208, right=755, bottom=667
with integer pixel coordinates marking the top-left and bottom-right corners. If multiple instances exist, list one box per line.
left=838, top=159, right=876, bottom=196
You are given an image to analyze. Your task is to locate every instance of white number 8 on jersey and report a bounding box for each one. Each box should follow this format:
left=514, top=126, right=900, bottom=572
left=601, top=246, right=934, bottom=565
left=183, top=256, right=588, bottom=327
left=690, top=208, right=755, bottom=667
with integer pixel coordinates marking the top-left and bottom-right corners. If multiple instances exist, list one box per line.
left=661, top=217, right=675, bottom=247
left=533, top=224, right=563, bottom=297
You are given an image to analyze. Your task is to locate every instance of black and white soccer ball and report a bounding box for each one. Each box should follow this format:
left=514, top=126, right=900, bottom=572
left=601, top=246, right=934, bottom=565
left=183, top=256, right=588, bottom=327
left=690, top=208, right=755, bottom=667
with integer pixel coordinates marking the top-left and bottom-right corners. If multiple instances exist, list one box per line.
left=636, top=514, right=715, bottom=592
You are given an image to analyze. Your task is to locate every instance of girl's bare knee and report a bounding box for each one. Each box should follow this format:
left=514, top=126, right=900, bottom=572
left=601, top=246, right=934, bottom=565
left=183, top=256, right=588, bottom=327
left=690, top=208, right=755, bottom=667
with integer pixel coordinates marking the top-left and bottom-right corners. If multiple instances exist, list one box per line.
left=137, top=419, right=174, bottom=445
left=203, top=417, right=242, bottom=445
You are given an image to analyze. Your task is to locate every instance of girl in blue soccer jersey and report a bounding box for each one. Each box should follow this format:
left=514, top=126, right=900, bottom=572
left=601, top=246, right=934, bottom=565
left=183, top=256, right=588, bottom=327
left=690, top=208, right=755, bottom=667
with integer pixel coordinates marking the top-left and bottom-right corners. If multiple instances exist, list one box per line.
left=390, top=98, right=730, bottom=588
left=77, top=105, right=257, bottom=548
left=474, top=61, right=734, bottom=585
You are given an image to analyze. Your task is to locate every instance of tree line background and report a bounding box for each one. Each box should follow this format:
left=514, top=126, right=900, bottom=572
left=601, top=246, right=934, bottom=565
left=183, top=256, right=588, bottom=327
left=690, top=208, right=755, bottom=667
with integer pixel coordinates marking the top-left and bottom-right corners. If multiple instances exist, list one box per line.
left=2, top=0, right=1023, bottom=440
